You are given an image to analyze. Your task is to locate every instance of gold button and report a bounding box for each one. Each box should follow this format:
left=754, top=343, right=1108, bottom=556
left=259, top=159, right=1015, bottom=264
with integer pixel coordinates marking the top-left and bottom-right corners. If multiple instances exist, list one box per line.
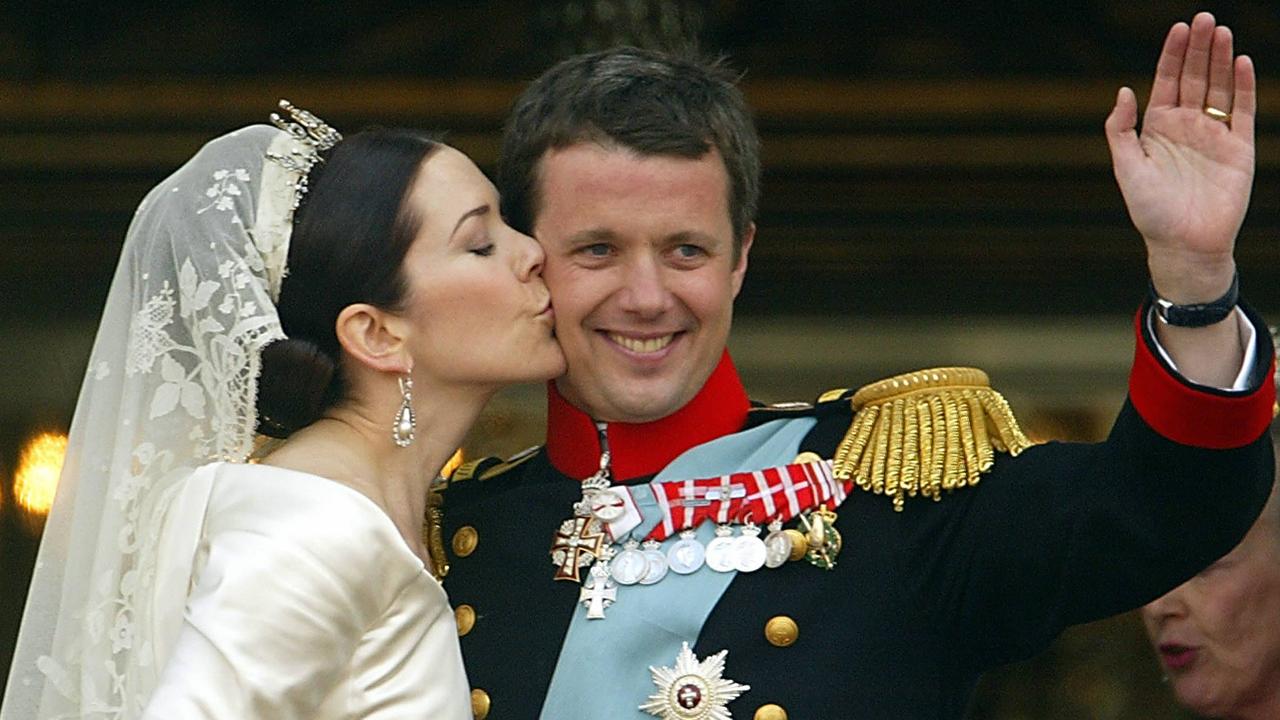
left=792, top=451, right=823, bottom=464
left=455, top=604, right=476, bottom=636
left=471, top=688, right=491, bottom=719
left=783, top=529, right=808, bottom=561
left=452, top=526, right=478, bottom=557
left=754, top=704, right=788, bottom=720
left=765, top=615, right=799, bottom=647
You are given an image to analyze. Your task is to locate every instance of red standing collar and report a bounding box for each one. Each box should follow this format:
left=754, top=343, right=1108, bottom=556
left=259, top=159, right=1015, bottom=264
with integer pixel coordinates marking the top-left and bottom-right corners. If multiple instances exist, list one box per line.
left=546, top=350, right=751, bottom=481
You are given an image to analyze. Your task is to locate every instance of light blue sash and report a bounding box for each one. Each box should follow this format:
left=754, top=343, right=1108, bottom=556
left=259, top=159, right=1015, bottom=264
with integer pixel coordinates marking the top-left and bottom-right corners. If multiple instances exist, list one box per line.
left=539, top=417, right=817, bottom=719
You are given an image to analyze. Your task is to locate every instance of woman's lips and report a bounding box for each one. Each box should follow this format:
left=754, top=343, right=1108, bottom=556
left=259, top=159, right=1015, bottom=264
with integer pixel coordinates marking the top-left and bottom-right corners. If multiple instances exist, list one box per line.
left=1159, top=643, right=1198, bottom=671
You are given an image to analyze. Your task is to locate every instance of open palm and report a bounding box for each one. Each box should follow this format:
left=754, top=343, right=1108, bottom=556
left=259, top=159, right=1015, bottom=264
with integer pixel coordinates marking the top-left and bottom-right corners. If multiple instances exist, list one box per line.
left=1106, top=13, right=1255, bottom=280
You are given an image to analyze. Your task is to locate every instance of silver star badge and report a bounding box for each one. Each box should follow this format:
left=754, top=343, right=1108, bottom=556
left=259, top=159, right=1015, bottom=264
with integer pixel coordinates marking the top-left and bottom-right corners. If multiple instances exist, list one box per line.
left=639, top=642, right=749, bottom=720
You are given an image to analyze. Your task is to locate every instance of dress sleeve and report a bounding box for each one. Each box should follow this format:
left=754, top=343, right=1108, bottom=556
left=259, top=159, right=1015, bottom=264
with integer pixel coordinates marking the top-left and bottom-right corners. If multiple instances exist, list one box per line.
left=141, top=473, right=416, bottom=719
left=899, top=300, right=1276, bottom=668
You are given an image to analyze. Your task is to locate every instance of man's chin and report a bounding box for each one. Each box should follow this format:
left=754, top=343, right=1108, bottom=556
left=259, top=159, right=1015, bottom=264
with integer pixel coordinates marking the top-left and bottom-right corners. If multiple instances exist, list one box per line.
left=595, top=383, right=691, bottom=424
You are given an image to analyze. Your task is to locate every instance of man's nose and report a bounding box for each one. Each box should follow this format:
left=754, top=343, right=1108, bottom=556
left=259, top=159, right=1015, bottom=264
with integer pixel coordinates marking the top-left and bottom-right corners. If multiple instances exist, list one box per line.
left=617, top=255, right=672, bottom=318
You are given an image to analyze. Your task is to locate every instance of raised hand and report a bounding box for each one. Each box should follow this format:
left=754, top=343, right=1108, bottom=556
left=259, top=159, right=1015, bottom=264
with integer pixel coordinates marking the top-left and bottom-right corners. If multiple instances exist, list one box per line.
left=1105, top=12, right=1254, bottom=304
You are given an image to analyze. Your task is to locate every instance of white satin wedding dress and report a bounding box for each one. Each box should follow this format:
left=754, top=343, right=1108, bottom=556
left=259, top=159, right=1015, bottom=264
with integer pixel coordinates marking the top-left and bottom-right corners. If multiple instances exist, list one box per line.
left=139, top=461, right=472, bottom=719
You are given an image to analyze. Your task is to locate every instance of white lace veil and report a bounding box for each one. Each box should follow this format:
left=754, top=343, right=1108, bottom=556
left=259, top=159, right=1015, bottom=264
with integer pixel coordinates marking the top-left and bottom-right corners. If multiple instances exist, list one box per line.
left=2, top=123, right=309, bottom=719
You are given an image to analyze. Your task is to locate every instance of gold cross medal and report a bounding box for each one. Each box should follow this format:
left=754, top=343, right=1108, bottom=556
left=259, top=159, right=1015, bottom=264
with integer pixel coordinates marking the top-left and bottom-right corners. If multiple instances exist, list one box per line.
left=640, top=642, right=749, bottom=720
left=551, top=516, right=608, bottom=582
left=551, top=451, right=628, bottom=585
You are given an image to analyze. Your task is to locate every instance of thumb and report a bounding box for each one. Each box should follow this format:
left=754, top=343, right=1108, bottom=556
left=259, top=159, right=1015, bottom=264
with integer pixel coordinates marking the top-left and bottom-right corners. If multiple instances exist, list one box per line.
left=1105, top=86, right=1145, bottom=182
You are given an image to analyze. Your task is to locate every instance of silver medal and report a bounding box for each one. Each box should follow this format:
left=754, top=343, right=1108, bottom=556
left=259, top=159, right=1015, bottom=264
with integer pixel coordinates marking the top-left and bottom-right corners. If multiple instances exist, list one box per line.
left=639, top=539, right=669, bottom=585
left=763, top=518, right=793, bottom=569
left=667, top=529, right=706, bottom=574
left=734, top=522, right=768, bottom=572
left=610, top=539, right=649, bottom=585
left=705, top=524, right=738, bottom=573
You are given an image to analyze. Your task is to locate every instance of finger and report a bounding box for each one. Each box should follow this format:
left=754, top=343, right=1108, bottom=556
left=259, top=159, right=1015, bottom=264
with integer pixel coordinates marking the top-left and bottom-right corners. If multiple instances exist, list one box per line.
left=1178, top=12, right=1217, bottom=109
left=1149, top=22, right=1190, bottom=109
left=1205, top=25, right=1234, bottom=113
left=1106, top=87, right=1146, bottom=179
left=1232, top=55, right=1256, bottom=140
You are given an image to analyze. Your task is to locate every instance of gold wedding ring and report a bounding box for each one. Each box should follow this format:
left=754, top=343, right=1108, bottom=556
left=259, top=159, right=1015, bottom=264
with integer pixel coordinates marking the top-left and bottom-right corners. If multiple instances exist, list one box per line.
left=1203, top=106, right=1232, bottom=124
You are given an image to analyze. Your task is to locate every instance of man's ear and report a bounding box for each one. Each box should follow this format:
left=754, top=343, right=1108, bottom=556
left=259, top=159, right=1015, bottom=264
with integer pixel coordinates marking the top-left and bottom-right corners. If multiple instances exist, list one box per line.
left=335, top=303, right=412, bottom=374
left=731, top=222, right=755, bottom=299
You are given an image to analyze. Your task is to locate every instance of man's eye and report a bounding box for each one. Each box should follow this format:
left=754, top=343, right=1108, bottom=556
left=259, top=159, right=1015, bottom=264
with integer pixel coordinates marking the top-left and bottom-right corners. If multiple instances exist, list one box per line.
left=583, top=243, right=611, bottom=257
left=676, top=244, right=705, bottom=258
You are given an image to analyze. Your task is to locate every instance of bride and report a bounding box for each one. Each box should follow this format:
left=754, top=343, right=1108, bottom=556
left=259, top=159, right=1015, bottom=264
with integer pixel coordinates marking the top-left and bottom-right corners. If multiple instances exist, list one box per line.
left=1, top=103, right=564, bottom=718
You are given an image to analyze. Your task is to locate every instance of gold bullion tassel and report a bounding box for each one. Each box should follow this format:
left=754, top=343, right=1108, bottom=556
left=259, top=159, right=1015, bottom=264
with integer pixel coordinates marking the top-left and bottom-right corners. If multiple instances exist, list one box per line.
left=423, top=485, right=450, bottom=580
left=832, top=367, right=1033, bottom=512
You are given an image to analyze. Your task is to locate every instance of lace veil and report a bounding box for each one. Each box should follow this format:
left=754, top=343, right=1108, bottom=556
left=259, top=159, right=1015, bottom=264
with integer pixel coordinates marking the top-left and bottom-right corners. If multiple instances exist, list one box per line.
left=2, top=124, right=307, bottom=719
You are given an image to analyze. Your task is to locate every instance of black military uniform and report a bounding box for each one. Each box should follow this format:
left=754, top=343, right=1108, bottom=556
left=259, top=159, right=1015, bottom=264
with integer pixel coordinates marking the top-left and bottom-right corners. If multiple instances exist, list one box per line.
left=436, top=305, right=1275, bottom=720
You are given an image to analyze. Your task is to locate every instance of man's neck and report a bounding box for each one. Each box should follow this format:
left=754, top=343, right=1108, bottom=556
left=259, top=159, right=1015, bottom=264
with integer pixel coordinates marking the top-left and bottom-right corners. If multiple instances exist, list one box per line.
left=545, top=350, right=750, bottom=481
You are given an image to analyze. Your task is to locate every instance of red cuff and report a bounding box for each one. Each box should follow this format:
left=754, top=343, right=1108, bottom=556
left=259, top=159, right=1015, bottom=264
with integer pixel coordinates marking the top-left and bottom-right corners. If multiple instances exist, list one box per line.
left=1129, top=309, right=1275, bottom=449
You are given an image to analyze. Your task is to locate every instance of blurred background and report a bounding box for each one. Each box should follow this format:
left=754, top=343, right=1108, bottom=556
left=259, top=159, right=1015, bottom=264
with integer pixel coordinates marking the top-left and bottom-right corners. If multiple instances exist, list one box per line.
left=3, top=1, right=1279, bottom=717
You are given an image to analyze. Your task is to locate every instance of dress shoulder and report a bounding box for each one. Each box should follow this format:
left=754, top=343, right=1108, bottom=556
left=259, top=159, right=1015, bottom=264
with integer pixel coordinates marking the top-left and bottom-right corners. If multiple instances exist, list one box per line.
left=203, top=462, right=431, bottom=610
left=142, top=462, right=443, bottom=719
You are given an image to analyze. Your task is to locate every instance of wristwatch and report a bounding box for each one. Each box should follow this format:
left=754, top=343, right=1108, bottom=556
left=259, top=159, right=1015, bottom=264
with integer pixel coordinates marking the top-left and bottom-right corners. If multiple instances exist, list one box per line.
left=1149, top=271, right=1239, bottom=328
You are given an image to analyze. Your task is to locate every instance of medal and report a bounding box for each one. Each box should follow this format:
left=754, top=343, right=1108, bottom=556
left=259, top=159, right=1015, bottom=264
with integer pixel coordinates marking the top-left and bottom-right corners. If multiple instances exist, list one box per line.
left=733, top=521, right=767, bottom=573
left=639, top=642, right=750, bottom=720
left=799, top=506, right=842, bottom=570
left=552, top=452, right=615, bottom=583
left=762, top=518, right=793, bottom=569
left=579, top=561, right=618, bottom=619
left=639, top=539, right=669, bottom=585
left=704, top=524, right=737, bottom=573
left=667, top=529, right=705, bottom=574
left=551, top=516, right=608, bottom=582
left=611, top=538, right=649, bottom=586
left=588, top=487, right=628, bottom=522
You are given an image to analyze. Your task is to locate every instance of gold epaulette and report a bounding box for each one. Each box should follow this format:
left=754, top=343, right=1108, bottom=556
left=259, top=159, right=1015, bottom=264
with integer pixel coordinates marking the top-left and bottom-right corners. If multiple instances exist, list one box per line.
left=831, top=367, right=1034, bottom=512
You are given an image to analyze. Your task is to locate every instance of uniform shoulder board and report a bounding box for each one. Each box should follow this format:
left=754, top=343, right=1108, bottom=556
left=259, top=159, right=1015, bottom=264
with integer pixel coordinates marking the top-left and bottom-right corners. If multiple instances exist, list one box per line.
left=816, top=387, right=854, bottom=404
left=831, top=367, right=1034, bottom=511
left=447, top=445, right=541, bottom=485
left=744, top=399, right=816, bottom=428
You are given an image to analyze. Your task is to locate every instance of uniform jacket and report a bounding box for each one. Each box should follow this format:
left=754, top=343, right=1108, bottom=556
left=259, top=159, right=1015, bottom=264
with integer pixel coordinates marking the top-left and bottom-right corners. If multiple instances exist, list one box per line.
left=439, top=304, right=1275, bottom=720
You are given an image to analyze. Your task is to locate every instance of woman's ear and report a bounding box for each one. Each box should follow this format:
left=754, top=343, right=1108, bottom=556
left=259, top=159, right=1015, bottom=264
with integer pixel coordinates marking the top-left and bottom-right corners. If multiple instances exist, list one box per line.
left=335, top=303, right=412, bottom=374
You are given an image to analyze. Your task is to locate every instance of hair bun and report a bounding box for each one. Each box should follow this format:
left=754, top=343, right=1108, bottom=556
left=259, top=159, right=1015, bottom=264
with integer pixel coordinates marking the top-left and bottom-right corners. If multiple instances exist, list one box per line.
left=255, top=337, right=338, bottom=438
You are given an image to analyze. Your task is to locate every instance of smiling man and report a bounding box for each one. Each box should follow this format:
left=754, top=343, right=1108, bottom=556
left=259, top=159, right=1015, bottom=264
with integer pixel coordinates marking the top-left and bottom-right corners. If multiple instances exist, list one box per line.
left=437, top=15, right=1275, bottom=720
left=534, top=143, right=747, bottom=425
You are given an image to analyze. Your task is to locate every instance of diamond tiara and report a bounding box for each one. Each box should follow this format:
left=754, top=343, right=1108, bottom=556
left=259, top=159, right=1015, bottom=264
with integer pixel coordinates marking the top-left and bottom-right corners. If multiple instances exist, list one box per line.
left=266, top=99, right=343, bottom=213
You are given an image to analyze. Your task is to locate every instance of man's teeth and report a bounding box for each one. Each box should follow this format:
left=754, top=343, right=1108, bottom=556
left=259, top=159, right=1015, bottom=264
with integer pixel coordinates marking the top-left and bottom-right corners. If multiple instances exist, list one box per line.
left=609, top=333, right=674, bottom=353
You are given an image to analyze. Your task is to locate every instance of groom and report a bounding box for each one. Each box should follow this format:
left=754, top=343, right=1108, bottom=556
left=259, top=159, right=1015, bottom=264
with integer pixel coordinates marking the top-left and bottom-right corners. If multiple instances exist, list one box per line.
left=439, top=13, right=1274, bottom=719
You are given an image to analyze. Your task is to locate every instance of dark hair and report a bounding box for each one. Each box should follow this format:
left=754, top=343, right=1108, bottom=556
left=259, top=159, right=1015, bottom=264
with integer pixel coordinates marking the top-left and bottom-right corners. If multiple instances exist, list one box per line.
left=256, top=128, right=439, bottom=437
left=497, top=46, right=760, bottom=252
